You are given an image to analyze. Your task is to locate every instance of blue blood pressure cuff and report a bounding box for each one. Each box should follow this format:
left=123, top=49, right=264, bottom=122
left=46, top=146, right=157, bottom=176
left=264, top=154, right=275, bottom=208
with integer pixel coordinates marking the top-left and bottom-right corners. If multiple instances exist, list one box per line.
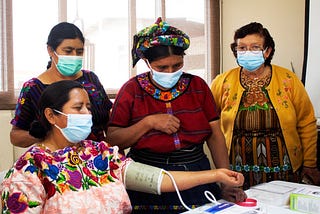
left=124, top=161, right=164, bottom=195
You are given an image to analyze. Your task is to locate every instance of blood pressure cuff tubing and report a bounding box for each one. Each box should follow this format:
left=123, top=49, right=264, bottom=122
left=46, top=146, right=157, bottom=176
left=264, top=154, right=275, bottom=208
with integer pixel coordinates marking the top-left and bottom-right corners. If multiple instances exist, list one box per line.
left=124, top=161, right=164, bottom=195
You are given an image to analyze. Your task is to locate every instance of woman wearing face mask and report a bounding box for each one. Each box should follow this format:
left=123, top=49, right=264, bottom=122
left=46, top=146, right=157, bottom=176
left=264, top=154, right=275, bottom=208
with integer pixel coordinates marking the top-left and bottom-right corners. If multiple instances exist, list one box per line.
left=1, top=80, right=245, bottom=213
left=10, top=22, right=112, bottom=148
left=210, top=22, right=319, bottom=189
left=107, top=17, right=247, bottom=213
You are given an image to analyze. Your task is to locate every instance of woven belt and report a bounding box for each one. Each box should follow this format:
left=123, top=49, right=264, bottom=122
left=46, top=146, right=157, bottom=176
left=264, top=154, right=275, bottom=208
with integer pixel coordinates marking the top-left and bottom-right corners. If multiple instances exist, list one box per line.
left=128, top=144, right=206, bottom=165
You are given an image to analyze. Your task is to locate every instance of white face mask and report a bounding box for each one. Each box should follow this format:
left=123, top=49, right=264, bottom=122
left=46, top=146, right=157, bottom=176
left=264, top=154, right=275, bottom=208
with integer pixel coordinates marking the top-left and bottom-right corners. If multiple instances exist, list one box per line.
left=54, top=109, right=92, bottom=143
left=146, top=60, right=183, bottom=88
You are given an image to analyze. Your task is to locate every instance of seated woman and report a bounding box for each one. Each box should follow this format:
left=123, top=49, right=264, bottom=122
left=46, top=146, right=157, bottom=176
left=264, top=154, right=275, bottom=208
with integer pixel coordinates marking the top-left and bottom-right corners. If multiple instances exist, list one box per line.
left=0, top=80, right=244, bottom=213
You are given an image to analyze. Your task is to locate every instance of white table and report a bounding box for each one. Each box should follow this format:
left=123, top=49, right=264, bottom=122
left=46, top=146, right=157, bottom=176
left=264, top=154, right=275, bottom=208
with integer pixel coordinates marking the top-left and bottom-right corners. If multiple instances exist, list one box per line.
left=246, top=180, right=320, bottom=213
left=181, top=180, right=320, bottom=213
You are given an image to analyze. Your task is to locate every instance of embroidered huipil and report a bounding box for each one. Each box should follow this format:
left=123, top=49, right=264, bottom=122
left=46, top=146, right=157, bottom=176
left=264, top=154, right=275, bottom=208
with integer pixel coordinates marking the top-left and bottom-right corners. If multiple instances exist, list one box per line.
left=109, top=72, right=220, bottom=153
left=210, top=65, right=317, bottom=173
left=10, top=70, right=113, bottom=141
left=0, top=140, right=132, bottom=213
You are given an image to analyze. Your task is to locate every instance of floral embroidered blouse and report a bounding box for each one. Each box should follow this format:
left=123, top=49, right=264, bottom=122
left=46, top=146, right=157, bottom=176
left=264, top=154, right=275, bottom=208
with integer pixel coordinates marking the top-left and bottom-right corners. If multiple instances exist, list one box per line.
left=0, top=140, right=132, bottom=214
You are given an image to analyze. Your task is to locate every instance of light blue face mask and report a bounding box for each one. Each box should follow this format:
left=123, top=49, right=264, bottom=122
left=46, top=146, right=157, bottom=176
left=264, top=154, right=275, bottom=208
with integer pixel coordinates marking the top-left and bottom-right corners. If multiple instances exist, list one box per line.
left=237, top=51, right=265, bottom=72
left=151, top=69, right=183, bottom=88
left=146, top=60, right=183, bottom=88
left=54, top=109, right=92, bottom=143
left=54, top=52, right=83, bottom=76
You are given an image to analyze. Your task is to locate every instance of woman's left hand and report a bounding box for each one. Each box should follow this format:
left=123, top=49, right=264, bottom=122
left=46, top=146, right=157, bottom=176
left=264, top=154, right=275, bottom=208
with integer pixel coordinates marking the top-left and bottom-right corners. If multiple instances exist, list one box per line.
left=220, top=185, right=247, bottom=203
left=301, top=166, right=320, bottom=185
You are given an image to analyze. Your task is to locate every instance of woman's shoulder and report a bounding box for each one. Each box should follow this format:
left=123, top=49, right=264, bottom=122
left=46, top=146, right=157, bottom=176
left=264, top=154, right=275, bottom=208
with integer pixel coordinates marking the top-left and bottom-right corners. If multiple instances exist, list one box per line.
left=21, top=77, right=46, bottom=88
left=14, top=78, right=47, bottom=106
left=135, top=71, right=149, bottom=80
left=185, top=73, right=200, bottom=81
left=16, top=78, right=46, bottom=99
left=78, top=70, right=109, bottom=97
left=82, top=140, right=128, bottom=162
left=212, top=67, right=241, bottom=85
left=219, top=67, right=240, bottom=77
left=82, top=69, right=97, bottom=76
left=271, top=64, right=292, bottom=73
left=186, top=73, right=208, bottom=87
left=80, top=70, right=100, bottom=81
left=123, top=72, right=147, bottom=88
left=11, top=145, right=47, bottom=173
left=82, top=140, right=119, bottom=152
left=80, top=70, right=109, bottom=85
left=271, top=64, right=300, bottom=80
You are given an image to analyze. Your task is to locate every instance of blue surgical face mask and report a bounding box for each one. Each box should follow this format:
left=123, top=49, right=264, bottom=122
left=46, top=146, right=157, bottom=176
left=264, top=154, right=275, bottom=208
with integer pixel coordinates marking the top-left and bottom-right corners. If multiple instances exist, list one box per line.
left=53, top=52, right=83, bottom=76
left=237, top=51, right=265, bottom=72
left=146, top=60, right=183, bottom=88
left=54, top=109, right=92, bottom=143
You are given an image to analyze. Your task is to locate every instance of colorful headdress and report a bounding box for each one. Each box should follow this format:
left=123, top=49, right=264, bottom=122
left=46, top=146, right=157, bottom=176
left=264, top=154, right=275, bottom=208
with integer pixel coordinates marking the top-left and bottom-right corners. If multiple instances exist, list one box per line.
left=132, top=17, right=190, bottom=67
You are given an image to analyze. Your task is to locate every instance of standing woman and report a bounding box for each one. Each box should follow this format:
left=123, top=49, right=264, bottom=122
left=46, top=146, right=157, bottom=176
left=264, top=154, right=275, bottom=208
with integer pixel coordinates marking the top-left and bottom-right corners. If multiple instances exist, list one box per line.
left=210, top=22, right=319, bottom=189
left=10, top=22, right=112, bottom=147
left=107, top=17, right=246, bottom=213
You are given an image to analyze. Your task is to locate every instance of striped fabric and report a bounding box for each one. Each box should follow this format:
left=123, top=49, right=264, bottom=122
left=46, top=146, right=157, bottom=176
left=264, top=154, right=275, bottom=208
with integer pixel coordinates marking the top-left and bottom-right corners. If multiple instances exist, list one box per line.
left=229, top=72, right=299, bottom=189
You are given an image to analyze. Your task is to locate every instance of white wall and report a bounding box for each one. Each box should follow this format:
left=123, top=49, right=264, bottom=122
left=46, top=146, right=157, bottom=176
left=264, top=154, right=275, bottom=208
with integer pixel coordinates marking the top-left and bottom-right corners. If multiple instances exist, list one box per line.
left=304, top=0, right=320, bottom=119
left=0, top=111, right=15, bottom=171
left=221, top=0, right=305, bottom=79
left=0, top=111, right=29, bottom=172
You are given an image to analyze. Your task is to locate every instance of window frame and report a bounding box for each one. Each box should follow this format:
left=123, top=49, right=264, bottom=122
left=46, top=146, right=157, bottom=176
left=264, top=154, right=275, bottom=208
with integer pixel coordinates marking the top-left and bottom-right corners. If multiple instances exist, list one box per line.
left=0, top=0, right=14, bottom=109
left=0, top=0, right=220, bottom=110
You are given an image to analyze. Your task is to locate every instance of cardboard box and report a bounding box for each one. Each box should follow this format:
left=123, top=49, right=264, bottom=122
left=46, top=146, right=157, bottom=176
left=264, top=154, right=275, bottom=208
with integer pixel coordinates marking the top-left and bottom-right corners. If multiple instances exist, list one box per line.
left=290, top=187, right=320, bottom=214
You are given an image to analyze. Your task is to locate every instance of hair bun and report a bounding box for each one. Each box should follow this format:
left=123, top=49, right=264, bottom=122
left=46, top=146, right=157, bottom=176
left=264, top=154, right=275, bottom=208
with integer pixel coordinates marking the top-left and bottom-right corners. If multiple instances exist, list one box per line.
left=29, top=120, right=47, bottom=139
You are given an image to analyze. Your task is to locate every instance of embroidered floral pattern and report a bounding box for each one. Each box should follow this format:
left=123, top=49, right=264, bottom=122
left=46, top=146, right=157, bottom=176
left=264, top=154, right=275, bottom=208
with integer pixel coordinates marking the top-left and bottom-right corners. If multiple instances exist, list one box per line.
left=275, top=72, right=293, bottom=108
left=239, top=70, right=272, bottom=111
left=82, top=82, right=104, bottom=105
left=222, top=79, right=238, bottom=111
left=136, top=72, right=190, bottom=101
left=11, top=78, right=41, bottom=125
left=1, top=141, right=126, bottom=213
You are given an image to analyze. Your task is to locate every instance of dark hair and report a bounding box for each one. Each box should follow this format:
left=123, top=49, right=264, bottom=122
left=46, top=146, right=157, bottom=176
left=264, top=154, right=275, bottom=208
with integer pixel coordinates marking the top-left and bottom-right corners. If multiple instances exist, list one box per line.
left=144, top=45, right=185, bottom=63
left=230, top=22, right=275, bottom=65
left=46, top=22, right=85, bottom=69
left=29, top=80, right=84, bottom=139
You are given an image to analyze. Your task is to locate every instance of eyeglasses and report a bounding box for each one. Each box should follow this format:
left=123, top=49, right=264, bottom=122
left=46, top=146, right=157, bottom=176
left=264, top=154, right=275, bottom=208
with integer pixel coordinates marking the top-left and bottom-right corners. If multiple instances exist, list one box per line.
left=236, top=45, right=265, bottom=55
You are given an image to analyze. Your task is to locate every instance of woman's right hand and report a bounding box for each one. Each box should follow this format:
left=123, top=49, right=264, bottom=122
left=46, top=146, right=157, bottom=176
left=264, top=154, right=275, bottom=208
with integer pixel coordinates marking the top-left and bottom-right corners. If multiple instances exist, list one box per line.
left=147, top=114, right=180, bottom=134
left=214, top=168, right=244, bottom=187
left=216, top=169, right=247, bottom=202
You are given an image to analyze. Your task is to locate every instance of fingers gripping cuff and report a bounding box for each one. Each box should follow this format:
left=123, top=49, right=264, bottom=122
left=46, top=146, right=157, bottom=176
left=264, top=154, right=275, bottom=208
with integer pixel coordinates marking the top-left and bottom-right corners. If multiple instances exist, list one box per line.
left=124, top=162, right=164, bottom=195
